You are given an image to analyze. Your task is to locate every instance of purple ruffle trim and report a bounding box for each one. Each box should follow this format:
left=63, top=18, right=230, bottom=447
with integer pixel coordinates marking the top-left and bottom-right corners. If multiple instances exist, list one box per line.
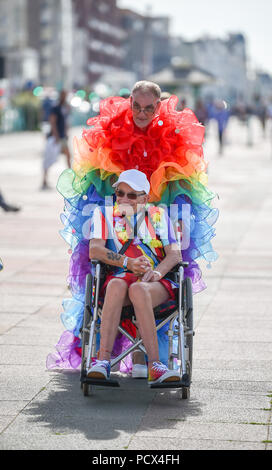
left=112, top=332, right=133, bottom=374
left=46, top=330, right=81, bottom=370
left=46, top=330, right=134, bottom=373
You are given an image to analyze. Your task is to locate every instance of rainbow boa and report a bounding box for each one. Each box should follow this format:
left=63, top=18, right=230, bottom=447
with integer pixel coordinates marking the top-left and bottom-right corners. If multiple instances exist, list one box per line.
left=46, top=95, right=218, bottom=371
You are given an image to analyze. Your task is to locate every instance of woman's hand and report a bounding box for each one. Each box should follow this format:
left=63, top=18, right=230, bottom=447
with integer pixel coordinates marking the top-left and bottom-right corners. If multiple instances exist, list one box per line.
left=129, top=256, right=151, bottom=276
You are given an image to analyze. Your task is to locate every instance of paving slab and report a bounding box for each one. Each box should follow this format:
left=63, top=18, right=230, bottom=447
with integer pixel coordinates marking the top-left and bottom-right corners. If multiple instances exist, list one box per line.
left=0, top=121, right=272, bottom=451
left=128, top=437, right=266, bottom=450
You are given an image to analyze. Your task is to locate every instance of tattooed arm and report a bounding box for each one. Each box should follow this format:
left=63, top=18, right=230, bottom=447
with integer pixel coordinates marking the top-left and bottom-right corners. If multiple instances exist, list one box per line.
left=89, top=239, right=123, bottom=267
left=89, top=239, right=150, bottom=275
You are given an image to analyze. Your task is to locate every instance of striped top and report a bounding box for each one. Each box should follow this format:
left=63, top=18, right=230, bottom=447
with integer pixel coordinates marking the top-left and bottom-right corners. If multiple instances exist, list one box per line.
left=90, top=204, right=177, bottom=273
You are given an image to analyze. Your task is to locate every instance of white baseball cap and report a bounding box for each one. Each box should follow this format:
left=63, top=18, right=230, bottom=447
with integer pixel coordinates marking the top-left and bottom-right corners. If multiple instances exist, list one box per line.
left=112, top=169, right=150, bottom=194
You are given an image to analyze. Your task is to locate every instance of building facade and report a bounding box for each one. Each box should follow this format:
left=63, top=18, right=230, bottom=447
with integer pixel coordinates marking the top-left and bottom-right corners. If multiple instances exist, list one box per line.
left=175, top=34, right=249, bottom=104
left=27, top=0, right=74, bottom=89
left=73, top=0, right=130, bottom=89
left=0, top=0, right=39, bottom=87
left=119, top=8, right=171, bottom=80
left=1, top=0, right=270, bottom=104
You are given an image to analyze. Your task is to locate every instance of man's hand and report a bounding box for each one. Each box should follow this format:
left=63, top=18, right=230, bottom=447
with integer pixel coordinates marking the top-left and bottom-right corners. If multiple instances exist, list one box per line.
left=129, top=256, right=151, bottom=276
left=141, top=268, right=162, bottom=282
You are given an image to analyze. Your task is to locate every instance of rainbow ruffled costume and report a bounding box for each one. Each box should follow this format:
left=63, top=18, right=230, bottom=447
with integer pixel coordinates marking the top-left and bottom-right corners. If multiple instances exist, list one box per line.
left=46, top=96, right=218, bottom=371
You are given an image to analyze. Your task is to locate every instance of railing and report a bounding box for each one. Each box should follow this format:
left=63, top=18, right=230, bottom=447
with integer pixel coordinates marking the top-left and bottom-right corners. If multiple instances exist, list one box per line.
left=0, top=107, right=96, bottom=134
left=0, top=107, right=26, bottom=133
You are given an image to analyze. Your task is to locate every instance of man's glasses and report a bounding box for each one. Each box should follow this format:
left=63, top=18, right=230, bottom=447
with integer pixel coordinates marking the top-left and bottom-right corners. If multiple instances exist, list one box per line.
left=115, top=189, right=146, bottom=200
left=131, top=101, right=159, bottom=116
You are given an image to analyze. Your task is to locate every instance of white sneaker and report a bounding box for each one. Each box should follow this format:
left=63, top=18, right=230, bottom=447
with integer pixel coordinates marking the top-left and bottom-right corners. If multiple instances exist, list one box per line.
left=87, top=359, right=111, bottom=380
left=132, top=363, right=148, bottom=379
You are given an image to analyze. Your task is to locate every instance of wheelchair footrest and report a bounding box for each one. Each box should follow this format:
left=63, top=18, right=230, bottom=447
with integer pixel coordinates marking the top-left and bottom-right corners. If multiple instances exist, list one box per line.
left=81, top=377, right=120, bottom=387
left=149, top=374, right=190, bottom=389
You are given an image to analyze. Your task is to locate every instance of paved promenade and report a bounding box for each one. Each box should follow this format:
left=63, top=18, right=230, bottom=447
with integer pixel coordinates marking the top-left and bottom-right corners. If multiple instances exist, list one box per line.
left=0, top=117, right=271, bottom=450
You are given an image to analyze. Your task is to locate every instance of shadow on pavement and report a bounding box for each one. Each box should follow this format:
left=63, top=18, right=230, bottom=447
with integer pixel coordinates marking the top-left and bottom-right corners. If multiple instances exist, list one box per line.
left=23, top=370, right=203, bottom=442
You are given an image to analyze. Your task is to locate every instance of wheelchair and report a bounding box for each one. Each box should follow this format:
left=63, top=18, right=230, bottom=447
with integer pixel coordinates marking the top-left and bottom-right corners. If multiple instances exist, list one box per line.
left=80, top=260, right=194, bottom=399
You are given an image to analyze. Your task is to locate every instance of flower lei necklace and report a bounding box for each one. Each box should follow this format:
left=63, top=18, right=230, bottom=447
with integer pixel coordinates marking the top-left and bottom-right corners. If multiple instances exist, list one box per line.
left=113, top=203, right=163, bottom=249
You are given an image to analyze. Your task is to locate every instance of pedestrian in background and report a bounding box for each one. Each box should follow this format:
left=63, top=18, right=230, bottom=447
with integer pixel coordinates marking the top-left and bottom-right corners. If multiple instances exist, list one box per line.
left=161, top=91, right=171, bottom=101
left=254, top=95, right=268, bottom=138
left=211, top=99, right=230, bottom=155
left=41, top=90, right=71, bottom=190
left=0, top=189, right=20, bottom=212
left=177, top=97, right=187, bottom=111
left=194, top=99, right=208, bottom=126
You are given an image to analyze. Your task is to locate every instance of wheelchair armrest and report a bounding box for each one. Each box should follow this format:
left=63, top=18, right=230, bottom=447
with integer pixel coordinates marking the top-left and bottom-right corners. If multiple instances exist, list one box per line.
left=177, top=261, right=189, bottom=268
left=90, top=260, right=189, bottom=277
left=170, top=261, right=189, bottom=273
left=90, top=259, right=103, bottom=266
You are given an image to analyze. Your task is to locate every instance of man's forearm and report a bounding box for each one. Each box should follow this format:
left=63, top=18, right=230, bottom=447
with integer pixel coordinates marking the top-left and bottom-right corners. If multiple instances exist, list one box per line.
left=89, top=243, right=129, bottom=269
left=155, top=247, right=181, bottom=277
left=105, top=250, right=123, bottom=265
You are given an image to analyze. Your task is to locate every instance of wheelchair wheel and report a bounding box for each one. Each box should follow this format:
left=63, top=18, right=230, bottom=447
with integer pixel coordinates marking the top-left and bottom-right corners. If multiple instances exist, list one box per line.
left=80, top=273, right=93, bottom=392
left=181, top=277, right=194, bottom=400
left=181, top=362, right=191, bottom=399
left=185, top=279, right=193, bottom=370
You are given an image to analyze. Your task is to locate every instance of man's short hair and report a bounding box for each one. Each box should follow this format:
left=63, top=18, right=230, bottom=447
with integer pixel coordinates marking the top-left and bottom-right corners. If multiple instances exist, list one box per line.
left=132, top=81, right=161, bottom=99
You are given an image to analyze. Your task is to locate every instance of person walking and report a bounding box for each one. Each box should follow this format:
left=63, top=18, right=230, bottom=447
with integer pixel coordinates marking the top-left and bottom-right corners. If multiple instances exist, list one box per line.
left=47, top=81, right=218, bottom=374
left=0, top=189, right=20, bottom=212
left=211, top=99, right=230, bottom=155
left=41, top=90, right=71, bottom=189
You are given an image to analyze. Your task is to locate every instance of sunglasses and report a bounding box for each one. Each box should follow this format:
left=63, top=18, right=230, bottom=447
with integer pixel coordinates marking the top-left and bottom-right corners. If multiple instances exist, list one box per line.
left=115, top=189, right=146, bottom=200
left=131, top=101, right=159, bottom=116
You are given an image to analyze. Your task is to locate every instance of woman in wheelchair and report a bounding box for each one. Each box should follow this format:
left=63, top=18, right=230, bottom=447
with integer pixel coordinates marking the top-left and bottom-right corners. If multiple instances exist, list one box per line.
left=87, top=169, right=182, bottom=386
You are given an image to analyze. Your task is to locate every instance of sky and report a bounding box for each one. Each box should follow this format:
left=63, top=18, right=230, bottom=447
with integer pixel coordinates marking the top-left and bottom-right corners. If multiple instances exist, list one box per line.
left=118, top=0, right=272, bottom=74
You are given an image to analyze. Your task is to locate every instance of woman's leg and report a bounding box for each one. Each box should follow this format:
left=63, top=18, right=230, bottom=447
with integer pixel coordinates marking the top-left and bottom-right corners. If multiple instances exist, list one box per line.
left=99, top=278, right=129, bottom=361
left=128, top=281, right=169, bottom=364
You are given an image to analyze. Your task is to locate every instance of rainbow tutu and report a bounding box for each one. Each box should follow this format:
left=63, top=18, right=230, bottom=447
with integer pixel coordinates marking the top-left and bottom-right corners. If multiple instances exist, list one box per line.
left=46, top=95, right=218, bottom=371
